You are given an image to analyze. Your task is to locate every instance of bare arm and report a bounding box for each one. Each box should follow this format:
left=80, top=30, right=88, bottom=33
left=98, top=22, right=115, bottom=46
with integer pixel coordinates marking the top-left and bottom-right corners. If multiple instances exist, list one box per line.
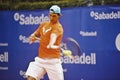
left=29, top=26, right=41, bottom=44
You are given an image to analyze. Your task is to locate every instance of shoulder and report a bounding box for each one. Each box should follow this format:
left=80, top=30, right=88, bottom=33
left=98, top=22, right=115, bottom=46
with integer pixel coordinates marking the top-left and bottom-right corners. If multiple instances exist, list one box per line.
left=57, top=22, right=62, bottom=27
left=58, top=23, right=63, bottom=31
left=53, top=23, right=63, bottom=33
left=55, top=23, right=63, bottom=29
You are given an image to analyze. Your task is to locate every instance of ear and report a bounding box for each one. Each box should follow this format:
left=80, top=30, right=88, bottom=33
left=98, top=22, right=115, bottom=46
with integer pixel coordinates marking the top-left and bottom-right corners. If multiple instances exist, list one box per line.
left=58, top=14, right=61, bottom=18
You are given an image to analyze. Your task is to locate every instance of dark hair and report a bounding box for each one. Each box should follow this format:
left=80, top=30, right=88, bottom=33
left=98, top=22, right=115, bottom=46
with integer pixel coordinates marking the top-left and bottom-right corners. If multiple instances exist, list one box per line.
left=57, top=13, right=61, bottom=16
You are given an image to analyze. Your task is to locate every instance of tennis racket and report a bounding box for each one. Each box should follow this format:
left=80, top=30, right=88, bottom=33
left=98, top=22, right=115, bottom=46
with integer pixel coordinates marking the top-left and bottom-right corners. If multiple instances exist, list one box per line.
left=60, top=37, right=81, bottom=59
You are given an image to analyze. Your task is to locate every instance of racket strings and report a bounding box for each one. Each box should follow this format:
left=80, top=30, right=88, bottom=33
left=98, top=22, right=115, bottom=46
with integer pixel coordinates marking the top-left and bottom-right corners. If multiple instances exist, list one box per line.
left=61, top=37, right=81, bottom=56
left=66, top=41, right=79, bottom=56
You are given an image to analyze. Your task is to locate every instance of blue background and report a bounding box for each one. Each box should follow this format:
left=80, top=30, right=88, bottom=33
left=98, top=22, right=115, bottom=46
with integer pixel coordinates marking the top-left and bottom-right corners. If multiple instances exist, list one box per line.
left=0, top=5, right=120, bottom=80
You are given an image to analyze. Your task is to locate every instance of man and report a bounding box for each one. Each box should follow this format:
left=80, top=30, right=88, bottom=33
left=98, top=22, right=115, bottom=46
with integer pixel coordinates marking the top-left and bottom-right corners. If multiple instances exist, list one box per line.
left=25, top=5, right=64, bottom=80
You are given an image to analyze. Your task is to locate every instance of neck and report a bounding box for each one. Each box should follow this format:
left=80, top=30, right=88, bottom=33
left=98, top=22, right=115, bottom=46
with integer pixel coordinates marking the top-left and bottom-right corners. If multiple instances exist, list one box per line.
left=50, top=20, right=59, bottom=24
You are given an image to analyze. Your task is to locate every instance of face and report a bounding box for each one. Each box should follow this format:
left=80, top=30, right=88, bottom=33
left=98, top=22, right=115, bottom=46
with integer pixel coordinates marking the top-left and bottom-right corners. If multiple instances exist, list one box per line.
left=49, top=13, right=60, bottom=23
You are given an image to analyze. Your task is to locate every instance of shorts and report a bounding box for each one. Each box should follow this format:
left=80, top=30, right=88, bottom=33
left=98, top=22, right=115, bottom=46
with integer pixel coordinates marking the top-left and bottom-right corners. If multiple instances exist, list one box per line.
left=25, top=57, right=64, bottom=80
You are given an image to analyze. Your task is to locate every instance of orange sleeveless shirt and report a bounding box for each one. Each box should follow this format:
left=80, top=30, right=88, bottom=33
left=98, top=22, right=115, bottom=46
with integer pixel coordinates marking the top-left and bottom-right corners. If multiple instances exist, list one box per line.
left=34, top=22, right=63, bottom=58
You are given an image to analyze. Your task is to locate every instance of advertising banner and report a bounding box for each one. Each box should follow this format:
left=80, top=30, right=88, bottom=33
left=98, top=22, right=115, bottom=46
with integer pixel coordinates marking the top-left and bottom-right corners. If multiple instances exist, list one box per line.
left=0, top=5, right=120, bottom=80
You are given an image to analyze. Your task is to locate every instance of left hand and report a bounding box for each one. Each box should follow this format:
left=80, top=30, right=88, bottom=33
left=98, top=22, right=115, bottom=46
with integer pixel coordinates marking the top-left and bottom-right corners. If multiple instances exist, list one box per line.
left=29, top=34, right=40, bottom=44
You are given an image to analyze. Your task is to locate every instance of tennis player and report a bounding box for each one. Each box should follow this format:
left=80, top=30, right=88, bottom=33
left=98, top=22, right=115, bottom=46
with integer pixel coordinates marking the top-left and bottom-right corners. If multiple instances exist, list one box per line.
left=25, top=5, right=64, bottom=80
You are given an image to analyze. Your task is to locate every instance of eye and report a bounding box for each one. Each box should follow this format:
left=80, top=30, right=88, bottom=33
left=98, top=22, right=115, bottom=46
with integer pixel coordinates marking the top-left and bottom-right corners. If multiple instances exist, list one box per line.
left=49, top=14, right=52, bottom=16
left=49, top=14, right=57, bottom=17
left=52, top=15, right=57, bottom=17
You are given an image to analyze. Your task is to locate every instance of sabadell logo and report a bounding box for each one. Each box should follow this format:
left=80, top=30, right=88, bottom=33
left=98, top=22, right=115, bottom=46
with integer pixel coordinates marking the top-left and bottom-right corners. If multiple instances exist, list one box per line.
left=115, top=33, right=120, bottom=52
left=14, top=13, right=49, bottom=25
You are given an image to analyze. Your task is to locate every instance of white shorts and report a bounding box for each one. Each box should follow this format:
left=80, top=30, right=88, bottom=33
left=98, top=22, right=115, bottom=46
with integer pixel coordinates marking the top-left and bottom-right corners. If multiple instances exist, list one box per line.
left=25, top=57, right=64, bottom=80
